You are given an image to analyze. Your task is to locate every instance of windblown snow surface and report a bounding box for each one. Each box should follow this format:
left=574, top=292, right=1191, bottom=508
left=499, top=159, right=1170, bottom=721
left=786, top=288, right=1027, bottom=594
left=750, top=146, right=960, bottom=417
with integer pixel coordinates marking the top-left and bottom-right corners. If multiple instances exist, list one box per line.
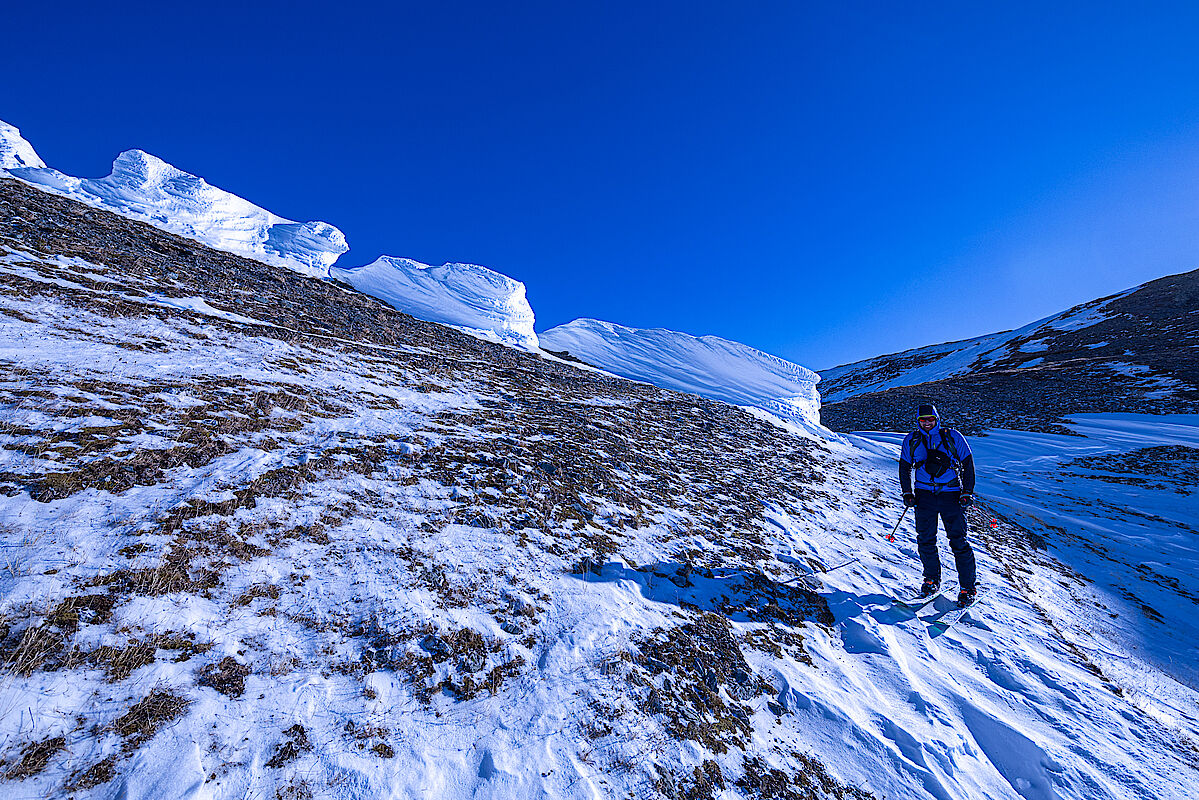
left=333, top=257, right=539, bottom=350
left=0, top=120, right=347, bottom=278
left=858, top=415, right=1199, bottom=688
left=539, top=319, right=822, bottom=427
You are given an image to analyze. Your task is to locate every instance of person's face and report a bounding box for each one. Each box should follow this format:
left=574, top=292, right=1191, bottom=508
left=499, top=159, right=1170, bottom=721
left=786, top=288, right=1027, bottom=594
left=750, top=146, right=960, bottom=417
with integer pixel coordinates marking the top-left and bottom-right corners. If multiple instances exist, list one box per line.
left=918, top=415, right=937, bottom=431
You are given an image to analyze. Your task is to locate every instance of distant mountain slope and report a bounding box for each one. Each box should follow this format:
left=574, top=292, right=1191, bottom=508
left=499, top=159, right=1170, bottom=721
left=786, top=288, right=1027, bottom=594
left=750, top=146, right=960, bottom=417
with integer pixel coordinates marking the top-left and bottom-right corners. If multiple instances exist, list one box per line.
left=539, top=318, right=821, bottom=426
left=819, top=268, right=1199, bottom=433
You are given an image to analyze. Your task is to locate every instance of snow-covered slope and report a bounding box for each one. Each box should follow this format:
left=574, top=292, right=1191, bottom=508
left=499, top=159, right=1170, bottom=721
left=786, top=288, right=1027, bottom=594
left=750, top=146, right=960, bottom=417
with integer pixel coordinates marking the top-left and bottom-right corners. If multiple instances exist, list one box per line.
left=0, top=119, right=347, bottom=277
left=332, top=256, right=538, bottom=350
left=3, top=172, right=1199, bottom=800
left=539, top=318, right=821, bottom=425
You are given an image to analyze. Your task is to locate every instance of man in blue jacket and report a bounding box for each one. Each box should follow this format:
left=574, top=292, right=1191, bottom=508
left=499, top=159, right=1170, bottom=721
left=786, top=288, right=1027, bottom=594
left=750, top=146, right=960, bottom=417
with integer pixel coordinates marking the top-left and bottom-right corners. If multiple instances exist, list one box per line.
left=899, top=404, right=978, bottom=607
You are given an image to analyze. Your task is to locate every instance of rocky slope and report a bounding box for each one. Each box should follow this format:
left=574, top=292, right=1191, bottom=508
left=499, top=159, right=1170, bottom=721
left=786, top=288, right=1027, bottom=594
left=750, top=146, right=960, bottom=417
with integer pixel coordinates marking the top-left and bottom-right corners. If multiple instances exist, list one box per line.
left=0, top=176, right=858, bottom=798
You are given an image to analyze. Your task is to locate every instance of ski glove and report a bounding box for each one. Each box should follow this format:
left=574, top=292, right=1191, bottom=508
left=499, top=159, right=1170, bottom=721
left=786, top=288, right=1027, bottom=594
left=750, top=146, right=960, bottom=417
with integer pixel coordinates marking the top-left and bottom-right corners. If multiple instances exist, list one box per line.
left=959, top=493, right=974, bottom=508
left=903, top=493, right=917, bottom=508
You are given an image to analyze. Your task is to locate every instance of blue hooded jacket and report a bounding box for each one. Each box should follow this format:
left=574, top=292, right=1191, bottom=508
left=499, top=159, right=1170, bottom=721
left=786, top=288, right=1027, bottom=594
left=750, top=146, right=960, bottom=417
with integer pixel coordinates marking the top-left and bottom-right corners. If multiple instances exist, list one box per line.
left=899, top=421, right=975, bottom=494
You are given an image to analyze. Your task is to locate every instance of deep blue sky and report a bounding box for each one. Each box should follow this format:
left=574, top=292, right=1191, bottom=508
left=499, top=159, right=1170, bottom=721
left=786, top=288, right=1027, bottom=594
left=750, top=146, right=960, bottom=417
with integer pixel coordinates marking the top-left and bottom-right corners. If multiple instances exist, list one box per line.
left=5, top=2, right=1199, bottom=369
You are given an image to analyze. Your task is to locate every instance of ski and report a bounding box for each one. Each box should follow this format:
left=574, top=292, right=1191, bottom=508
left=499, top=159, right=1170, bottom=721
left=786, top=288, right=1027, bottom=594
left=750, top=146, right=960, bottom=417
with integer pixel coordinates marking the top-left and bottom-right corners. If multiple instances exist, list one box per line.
left=924, top=586, right=987, bottom=635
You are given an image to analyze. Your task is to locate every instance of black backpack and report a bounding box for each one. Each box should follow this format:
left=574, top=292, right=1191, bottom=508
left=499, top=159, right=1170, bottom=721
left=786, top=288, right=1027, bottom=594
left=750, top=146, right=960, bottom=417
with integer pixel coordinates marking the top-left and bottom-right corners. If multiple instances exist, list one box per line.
left=909, top=428, right=963, bottom=482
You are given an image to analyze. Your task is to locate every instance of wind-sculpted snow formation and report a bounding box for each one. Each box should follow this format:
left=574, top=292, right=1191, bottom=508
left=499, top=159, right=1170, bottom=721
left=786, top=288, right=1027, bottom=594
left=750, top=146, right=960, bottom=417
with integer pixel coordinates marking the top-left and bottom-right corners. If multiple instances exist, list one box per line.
left=332, top=256, right=539, bottom=350
left=0, top=119, right=540, bottom=350
left=0, top=120, right=347, bottom=277
left=539, top=318, right=822, bottom=426
left=0, top=121, right=46, bottom=170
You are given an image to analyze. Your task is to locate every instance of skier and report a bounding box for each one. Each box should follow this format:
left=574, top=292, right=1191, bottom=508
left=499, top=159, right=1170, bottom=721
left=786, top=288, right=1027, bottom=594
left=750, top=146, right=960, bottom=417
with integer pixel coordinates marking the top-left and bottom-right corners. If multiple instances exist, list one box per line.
left=899, top=404, right=978, bottom=607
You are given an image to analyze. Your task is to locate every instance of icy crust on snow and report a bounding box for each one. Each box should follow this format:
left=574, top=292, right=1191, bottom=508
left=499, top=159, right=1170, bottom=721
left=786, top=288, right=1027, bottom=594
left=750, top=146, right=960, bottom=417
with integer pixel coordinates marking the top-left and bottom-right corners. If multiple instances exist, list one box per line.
left=0, top=122, right=347, bottom=277
left=0, top=121, right=46, bottom=169
left=332, top=256, right=539, bottom=350
left=539, top=318, right=821, bottom=424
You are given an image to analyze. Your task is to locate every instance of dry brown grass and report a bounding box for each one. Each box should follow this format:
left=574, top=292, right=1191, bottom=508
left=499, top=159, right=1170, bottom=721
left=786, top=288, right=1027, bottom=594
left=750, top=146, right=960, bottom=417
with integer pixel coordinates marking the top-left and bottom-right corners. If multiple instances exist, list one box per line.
left=2, top=735, right=65, bottom=780
left=81, top=632, right=211, bottom=681
left=64, top=755, right=117, bottom=791
left=113, top=688, right=190, bottom=750
left=265, top=724, right=311, bottom=768
left=197, top=656, right=251, bottom=697
left=735, top=753, right=876, bottom=800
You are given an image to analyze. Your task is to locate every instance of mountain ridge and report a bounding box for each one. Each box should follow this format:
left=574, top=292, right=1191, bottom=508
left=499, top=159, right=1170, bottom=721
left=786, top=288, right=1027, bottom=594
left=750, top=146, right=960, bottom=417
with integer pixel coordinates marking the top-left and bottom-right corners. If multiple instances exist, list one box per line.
left=1, top=124, right=349, bottom=278
left=819, top=267, right=1199, bottom=433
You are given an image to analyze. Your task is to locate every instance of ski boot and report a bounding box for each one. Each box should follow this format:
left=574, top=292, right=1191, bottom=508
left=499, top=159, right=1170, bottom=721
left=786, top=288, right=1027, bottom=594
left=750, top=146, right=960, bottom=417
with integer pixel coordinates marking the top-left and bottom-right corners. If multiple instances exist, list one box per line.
left=957, top=585, right=978, bottom=608
left=919, top=578, right=940, bottom=599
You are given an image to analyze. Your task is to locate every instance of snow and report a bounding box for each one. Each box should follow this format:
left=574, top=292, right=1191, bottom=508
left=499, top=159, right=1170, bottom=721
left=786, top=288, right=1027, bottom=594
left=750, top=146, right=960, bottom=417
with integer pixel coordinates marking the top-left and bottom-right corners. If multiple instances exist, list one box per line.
left=539, top=318, right=821, bottom=426
left=1102, top=362, right=1192, bottom=397
left=332, top=256, right=538, bottom=350
left=0, top=121, right=46, bottom=169
left=1, top=121, right=347, bottom=278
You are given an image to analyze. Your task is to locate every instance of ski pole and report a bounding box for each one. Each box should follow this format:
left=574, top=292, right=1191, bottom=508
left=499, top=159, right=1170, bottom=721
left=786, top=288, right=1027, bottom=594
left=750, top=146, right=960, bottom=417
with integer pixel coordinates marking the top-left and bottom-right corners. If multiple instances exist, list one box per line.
left=884, top=506, right=909, bottom=542
left=781, top=555, right=859, bottom=585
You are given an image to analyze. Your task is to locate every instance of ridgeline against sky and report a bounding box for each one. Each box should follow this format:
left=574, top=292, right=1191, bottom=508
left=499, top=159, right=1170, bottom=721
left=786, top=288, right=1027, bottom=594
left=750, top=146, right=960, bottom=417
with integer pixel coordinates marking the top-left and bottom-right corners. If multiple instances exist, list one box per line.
left=4, top=1, right=1199, bottom=368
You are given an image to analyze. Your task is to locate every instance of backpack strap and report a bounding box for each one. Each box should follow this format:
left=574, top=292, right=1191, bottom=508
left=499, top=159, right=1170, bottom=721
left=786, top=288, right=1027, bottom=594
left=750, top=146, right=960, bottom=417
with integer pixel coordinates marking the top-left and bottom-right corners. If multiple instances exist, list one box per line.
left=939, top=428, right=959, bottom=462
left=939, top=428, right=964, bottom=486
left=907, top=433, right=923, bottom=468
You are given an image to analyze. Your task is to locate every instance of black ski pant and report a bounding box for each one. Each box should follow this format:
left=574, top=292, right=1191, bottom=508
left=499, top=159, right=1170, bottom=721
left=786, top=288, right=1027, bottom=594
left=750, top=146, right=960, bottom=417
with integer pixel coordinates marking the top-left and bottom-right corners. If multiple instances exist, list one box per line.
left=914, top=489, right=976, bottom=589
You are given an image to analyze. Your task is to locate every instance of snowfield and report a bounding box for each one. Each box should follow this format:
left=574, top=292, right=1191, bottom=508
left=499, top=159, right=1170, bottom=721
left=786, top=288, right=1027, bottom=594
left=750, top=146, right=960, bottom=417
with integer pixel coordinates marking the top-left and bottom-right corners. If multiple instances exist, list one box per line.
left=861, top=413, right=1199, bottom=691
left=1, top=175, right=1197, bottom=800
left=539, top=319, right=822, bottom=427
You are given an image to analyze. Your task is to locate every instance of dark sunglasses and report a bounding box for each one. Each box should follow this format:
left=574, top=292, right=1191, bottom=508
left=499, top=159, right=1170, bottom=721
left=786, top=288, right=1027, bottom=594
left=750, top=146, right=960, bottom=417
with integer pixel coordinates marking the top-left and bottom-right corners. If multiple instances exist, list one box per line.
left=918, top=416, right=937, bottom=421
